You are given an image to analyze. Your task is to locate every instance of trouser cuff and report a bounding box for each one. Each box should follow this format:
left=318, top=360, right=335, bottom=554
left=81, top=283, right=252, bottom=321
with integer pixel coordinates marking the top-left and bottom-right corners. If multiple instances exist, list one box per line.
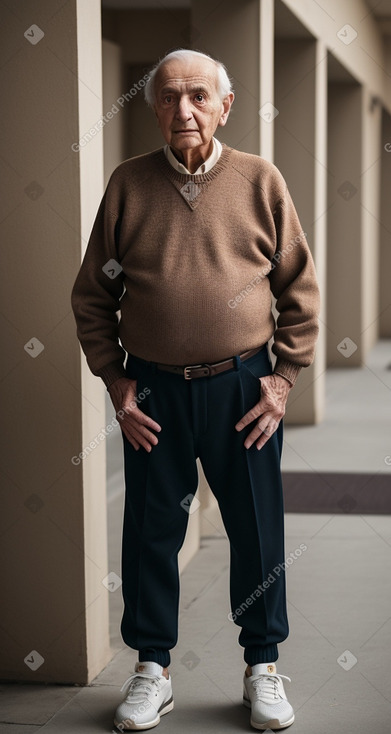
left=138, top=648, right=171, bottom=667
left=244, top=644, right=279, bottom=665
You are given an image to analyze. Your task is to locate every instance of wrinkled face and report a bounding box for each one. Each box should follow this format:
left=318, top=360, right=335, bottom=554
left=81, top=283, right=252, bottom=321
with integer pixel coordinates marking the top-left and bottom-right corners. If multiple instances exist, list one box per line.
left=153, top=56, right=232, bottom=153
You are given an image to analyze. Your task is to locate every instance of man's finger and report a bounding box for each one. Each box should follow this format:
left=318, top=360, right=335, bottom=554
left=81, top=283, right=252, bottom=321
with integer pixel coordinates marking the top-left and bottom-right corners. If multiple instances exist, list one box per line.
left=117, top=406, right=162, bottom=433
left=243, top=417, right=279, bottom=450
left=122, top=412, right=160, bottom=439
left=120, top=410, right=161, bottom=448
left=257, top=420, right=276, bottom=435
left=123, top=425, right=156, bottom=452
left=244, top=427, right=270, bottom=450
left=235, top=403, right=264, bottom=431
left=123, top=419, right=159, bottom=449
left=120, top=405, right=162, bottom=433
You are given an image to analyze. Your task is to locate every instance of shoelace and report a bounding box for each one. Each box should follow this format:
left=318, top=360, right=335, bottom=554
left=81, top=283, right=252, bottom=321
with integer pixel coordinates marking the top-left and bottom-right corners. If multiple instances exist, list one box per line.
left=120, top=672, right=161, bottom=701
left=251, top=673, right=291, bottom=703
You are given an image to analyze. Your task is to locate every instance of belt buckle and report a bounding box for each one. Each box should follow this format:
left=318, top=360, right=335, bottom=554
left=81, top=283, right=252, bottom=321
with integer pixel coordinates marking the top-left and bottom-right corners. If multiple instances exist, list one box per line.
left=184, top=363, right=202, bottom=380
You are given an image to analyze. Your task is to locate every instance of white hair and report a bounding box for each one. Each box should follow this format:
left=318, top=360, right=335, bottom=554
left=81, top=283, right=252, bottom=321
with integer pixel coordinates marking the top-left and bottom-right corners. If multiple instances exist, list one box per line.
left=144, top=49, right=233, bottom=107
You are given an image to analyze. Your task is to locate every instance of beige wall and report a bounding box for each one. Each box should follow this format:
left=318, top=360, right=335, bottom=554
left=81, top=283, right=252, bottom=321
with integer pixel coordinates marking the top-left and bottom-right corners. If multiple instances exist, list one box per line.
left=102, top=7, right=190, bottom=66
left=0, top=0, right=111, bottom=683
left=361, top=86, right=382, bottom=356
left=76, top=0, right=112, bottom=684
left=259, top=0, right=275, bottom=161
left=326, top=80, right=381, bottom=367
left=379, top=109, right=391, bottom=337
left=102, top=39, right=124, bottom=186
left=274, top=38, right=327, bottom=423
left=327, top=82, right=363, bottom=366
left=283, top=0, right=391, bottom=113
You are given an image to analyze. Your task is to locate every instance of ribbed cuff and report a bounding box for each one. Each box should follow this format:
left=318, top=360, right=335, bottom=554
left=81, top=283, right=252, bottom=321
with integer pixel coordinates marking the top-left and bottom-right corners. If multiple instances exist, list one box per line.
left=273, top=358, right=302, bottom=387
left=139, top=648, right=171, bottom=668
left=244, top=644, right=279, bottom=665
left=96, top=360, right=127, bottom=389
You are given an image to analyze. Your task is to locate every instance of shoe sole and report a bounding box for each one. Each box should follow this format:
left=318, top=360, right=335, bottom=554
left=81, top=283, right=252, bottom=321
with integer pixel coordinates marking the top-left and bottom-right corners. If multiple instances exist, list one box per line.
left=243, top=697, right=295, bottom=730
left=114, top=698, right=174, bottom=731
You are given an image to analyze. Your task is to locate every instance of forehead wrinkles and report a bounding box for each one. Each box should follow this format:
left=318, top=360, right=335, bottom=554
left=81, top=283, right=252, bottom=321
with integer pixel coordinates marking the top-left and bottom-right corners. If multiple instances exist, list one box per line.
left=156, top=68, right=218, bottom=94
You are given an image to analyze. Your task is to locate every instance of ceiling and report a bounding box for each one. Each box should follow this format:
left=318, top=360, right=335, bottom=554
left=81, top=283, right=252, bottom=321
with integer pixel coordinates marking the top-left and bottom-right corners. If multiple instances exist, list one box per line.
left=102, top=0, right=391, bottom=11
left=101, top=0, right=190, bottom=7
left=365, top=0, right=391, bottom=17
left=101, top=0, right=391, bottom=34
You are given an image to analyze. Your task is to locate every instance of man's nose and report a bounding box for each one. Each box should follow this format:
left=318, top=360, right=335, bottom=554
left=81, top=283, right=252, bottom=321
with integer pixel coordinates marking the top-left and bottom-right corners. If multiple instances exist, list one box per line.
left=175, top=97, right=193, bottom=121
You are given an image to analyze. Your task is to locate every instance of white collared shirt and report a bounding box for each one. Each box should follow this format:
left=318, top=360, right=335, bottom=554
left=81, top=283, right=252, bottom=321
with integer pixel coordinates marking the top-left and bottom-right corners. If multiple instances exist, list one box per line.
left=164, top=137, right=222, bottom=175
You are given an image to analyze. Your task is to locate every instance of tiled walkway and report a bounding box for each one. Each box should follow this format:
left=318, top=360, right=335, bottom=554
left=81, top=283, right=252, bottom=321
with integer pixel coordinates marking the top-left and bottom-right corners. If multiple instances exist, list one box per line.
left=2, top=513, right=391, bottom=733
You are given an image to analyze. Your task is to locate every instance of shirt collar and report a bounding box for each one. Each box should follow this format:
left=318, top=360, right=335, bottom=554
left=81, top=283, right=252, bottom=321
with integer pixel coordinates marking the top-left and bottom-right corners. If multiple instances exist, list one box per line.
left=164, top=137, right=222, bottom=175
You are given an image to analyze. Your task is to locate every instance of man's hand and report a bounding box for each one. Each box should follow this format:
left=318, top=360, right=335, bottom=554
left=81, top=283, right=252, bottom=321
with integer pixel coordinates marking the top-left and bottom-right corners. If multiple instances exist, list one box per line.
left=108, top=377, right=161, bottom=452
left=235, top=373, right=292, bottom=450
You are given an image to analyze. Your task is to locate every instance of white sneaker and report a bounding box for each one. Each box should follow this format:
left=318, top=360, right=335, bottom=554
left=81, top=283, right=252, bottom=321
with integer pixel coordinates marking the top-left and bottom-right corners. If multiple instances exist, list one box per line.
left=243, top=663, right=294, bottom=730
left=114, top=661, right=174, bottom=731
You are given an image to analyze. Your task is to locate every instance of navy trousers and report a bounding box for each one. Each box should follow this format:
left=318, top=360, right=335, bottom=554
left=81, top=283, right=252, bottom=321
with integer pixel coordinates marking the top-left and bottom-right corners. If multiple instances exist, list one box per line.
left=120, top=346, right=289, bottom=668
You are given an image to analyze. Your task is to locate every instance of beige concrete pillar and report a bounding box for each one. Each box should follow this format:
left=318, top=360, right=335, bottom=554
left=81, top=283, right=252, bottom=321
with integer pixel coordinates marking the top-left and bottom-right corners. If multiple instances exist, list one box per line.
left=327, top=81, right=363, bottom=366
left=379, top=109, right=391, bottom=337
left=0, top=0, right=111, bottom=683
left=259, top=0, right=275, bottom=161
left=274, top=39, right=327, bottom=423
left=102, top=39, right=124, bottom=186
left=361, top=87, right=382, bottom=356
left=327, top=79, right=381, bottom=366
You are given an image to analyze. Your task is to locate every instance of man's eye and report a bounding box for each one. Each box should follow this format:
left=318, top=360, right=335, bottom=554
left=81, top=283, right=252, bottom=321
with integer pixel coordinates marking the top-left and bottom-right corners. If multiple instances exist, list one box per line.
left=164, top=95, right=173, bottom=103
left=195, top=94, right=204, bottom=102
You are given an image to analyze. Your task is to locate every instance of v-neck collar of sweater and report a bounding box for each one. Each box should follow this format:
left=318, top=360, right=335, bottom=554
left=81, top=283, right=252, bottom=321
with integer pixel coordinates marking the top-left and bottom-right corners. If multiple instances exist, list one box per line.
left=153, top=144, right=233, bottom=209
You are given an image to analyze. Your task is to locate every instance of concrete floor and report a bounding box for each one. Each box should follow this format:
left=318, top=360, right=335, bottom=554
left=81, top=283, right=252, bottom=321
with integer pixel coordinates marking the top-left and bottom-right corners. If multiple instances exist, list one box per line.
left=282, top=339, right=391, bottom=475
left=2, top=342, right=391, bottom=732
left=2, top=514, right=391, bottom=733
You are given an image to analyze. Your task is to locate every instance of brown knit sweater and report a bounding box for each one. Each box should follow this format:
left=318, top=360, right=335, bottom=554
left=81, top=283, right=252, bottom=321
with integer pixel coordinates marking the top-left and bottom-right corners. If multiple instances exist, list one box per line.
left=71, top=145, right=320, bottom=388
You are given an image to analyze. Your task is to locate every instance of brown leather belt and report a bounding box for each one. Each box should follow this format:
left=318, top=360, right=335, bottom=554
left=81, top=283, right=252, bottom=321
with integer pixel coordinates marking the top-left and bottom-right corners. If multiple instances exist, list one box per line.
left=156, top=346, right=263, bottom=380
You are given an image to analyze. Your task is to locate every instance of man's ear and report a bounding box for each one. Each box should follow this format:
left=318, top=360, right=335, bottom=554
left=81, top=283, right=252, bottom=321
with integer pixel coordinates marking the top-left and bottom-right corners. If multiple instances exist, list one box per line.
left=218, top=92, right=235, bottom=127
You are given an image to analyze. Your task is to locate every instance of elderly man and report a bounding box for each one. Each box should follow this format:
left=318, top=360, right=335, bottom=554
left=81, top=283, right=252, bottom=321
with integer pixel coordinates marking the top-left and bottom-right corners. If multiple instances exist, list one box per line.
left=72, top=49, right=319, bottom=731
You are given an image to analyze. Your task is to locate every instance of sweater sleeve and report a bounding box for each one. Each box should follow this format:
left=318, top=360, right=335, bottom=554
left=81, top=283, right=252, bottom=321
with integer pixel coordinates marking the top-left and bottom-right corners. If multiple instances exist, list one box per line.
left=268, top=183, right=320, bottom=386
left=71, top=186, right=127, bottom=389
